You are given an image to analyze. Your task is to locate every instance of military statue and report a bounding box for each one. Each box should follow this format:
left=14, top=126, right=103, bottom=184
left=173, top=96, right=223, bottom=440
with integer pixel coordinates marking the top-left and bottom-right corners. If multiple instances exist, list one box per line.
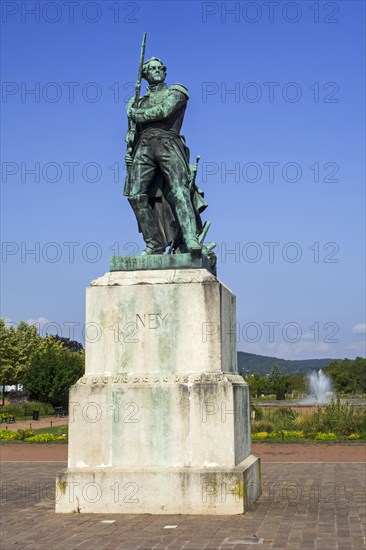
left=124, top=34, right=215, bottom=261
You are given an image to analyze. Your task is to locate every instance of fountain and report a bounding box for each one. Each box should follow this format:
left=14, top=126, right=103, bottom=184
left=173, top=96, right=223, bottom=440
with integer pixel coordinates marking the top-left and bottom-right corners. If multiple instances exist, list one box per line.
left=300, top=369, right=333, bottom=404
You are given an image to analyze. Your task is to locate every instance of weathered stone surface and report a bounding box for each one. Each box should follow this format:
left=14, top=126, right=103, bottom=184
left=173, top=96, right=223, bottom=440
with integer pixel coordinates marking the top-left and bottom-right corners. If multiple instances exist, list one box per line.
left=67, top=375, right=250, bottom=469
left=56, top=456, right=260, bottom=514
left=56, top=269, right=260, bottom=514
left=85, top=269, right=236, bottom=376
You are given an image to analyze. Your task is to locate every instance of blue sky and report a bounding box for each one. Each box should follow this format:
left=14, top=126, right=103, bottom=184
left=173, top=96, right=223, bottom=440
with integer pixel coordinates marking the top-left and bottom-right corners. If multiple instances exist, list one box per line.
left=1, top=0, right=365, bottom=360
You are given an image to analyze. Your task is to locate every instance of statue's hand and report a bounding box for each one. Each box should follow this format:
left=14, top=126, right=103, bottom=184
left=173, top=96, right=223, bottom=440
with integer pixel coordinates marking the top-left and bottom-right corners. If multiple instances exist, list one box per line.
left=125, top=152, right=134, bottom=166
left=127, top=107, right=139, bottom=122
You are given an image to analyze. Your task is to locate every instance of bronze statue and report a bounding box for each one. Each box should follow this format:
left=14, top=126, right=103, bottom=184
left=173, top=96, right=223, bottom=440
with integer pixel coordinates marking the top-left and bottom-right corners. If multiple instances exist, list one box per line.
left=124, top=34, right=215, bottom=260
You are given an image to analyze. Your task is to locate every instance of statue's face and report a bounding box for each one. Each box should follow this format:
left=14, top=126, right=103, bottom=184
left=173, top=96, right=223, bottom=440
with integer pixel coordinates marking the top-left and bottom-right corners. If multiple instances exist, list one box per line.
left=145, top=61, right=166, bottom=85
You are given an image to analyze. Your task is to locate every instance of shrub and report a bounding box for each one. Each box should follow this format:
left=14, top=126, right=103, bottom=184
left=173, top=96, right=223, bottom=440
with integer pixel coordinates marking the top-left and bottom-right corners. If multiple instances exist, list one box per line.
left=57, top=425, right=68, bottom=437
left=17, top=428, right=35, bottom=441
left=275, top=387, right=286, bottom=400
left=25, top=433, right=57, bottom=442
left=299, top=401, right=365, bottom=437
left=305, top=432, right=318, bottom=440
left=347, top=433, right=360, bottom=440
left=0, top=429, right=18, bottom=440
left=315, top=432, right=338, bottom=441
left=251, top=420, right=275, bottom=434
left=285, top=430, right=304, bottom=438
left=251, top=432, right=268, bottom=440
left=274, top=406, right=298, bottom=421
left=272, top=406, right=299, bottom=430
left=268, top=430, right=304, bottom=439
left=250, top=403, right=263, bottom=420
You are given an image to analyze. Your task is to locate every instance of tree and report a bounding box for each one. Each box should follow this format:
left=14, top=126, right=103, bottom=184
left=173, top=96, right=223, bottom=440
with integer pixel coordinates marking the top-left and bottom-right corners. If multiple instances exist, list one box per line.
left=0, top=319, right=85, bottom=407
left=1, top=320, right=43, bottom=400
left=13, top=321, right=42, bottom=380
left=324, top=357, right=366, bottom=394
left=0, top=321, right=19, bottom=404
left=269, top=366, right=292, bottom=400
left=22, top=336, right=84, bottom=406
left=288, top=375, right=306, bottom=393
left=245, top=373, right=269, bottom=398
left=51, top=335, right=83, bottom=353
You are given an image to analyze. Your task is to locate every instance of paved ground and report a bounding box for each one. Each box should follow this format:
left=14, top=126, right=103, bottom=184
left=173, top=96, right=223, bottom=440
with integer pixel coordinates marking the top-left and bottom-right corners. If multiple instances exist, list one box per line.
left=1, top=459, right=365, bottom=550
left=1, top=442, right=365, bottom=463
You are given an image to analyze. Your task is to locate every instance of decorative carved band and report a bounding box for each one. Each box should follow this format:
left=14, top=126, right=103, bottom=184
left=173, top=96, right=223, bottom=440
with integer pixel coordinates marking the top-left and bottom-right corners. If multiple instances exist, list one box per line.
left=76, top=373, right=245, bottom=387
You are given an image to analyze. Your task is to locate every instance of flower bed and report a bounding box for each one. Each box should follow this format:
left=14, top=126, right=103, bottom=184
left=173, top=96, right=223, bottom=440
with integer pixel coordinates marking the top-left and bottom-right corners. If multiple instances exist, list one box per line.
left=251, top=430, right=365, bottom=442
left=0, top=428, right=67, bottom=442
left=25, top=434, right=66, bottom=442
left=0, top=429, right=19, bottom=441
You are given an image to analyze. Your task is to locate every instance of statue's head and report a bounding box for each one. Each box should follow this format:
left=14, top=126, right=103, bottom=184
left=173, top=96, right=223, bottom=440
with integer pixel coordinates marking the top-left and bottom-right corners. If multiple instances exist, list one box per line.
left=142, top=57, right=167, bottom=85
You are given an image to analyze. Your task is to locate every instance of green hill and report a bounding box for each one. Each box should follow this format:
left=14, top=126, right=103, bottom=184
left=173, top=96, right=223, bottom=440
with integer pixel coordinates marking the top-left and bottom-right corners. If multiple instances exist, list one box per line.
left=237, top=352, right=337, bottom=376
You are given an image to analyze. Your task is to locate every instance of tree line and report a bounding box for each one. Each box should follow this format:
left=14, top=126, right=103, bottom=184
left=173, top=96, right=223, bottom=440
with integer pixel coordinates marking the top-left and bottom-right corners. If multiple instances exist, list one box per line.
left=1, top=319, right=364, bottom=405
left=0, top=319, right=84, bottom=406
left=244, top=358, right=366, bottom=399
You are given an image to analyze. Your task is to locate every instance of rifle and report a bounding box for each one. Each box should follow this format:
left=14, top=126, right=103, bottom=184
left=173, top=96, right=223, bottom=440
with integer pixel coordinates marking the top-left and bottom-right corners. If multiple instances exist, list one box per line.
left=126, top=32, right=147, bottom=160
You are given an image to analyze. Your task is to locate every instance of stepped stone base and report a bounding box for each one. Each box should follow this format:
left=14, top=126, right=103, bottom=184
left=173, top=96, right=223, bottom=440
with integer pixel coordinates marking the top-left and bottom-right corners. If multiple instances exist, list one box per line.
left=56, top=456, right=260, bottom=514
left=56, top=267, right=261, bottom=514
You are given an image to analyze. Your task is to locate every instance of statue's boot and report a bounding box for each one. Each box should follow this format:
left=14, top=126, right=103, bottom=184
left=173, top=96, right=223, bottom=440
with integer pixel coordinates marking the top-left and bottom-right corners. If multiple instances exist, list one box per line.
left=166, top=190, right=202, bottom=255
left=128, top=194, right=165, bottom=255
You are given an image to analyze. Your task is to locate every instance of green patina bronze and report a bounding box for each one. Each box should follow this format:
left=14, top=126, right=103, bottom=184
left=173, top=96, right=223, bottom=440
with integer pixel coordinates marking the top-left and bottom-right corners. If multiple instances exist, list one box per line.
left=110, top=252, right=216, bottom=274
left=123, top=33, right=216, bottom=270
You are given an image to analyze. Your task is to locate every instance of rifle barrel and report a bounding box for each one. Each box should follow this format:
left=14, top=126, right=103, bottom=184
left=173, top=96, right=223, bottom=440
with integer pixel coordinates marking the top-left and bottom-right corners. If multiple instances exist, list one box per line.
left=134, top=32, right=147, bottom=107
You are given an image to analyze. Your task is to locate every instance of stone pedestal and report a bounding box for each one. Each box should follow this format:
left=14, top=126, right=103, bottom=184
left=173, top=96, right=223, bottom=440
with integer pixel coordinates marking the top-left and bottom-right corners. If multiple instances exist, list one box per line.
left=56, top=264, right=261, bottom=514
